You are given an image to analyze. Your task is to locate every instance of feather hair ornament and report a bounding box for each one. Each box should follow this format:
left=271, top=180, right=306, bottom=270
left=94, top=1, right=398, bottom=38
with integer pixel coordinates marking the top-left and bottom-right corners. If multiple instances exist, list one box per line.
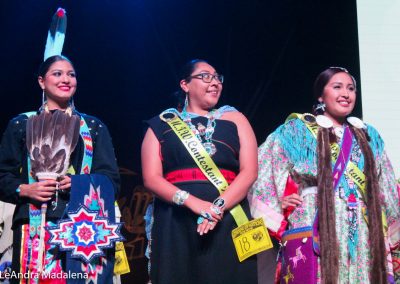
left=44, top=8, right=67, bottom=61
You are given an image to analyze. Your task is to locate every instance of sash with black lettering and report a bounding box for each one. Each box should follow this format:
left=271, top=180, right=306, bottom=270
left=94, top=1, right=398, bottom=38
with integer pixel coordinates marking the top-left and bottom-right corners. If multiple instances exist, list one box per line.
left=286, top=113, right=387, bottom=229
left=161, top=112, right=272, bottom=261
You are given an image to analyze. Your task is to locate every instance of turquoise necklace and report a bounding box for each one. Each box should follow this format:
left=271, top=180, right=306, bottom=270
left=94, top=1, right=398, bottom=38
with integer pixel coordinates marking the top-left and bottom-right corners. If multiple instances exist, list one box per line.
left=180, top=107, right=218, bottom=156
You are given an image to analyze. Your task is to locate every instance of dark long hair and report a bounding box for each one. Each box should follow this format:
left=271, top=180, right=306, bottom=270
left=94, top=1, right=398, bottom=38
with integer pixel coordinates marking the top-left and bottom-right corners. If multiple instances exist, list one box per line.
left=174, top=59, right=208, bottom=110
left=38, top=55, right=75, bottom=77
left=352, top=127, right=386, bottom=283
left=316, top=127, right=339, bottom=284
left=314, top=67, right=386, bottom=283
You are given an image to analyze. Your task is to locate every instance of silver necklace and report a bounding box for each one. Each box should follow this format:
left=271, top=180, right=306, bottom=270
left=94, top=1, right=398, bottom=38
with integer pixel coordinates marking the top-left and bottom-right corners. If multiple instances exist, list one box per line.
left=180, top=108, right=218, bottom=156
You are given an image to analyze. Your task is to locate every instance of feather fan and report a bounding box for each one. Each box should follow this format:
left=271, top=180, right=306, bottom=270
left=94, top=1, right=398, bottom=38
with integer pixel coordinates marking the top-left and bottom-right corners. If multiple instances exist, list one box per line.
left=26, top=110, right=80, bottom=273
left=26, top=110, right=80, bottom=178
left=44, top=8, right=67, bottom=61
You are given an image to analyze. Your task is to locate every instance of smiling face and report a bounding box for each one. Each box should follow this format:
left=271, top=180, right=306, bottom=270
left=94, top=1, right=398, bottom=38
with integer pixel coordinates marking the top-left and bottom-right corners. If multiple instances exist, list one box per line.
left=38, top=59, right=77, bottom=110
left=180, top=62, right=223, bottom=114
left=319, top=72, right=356, bottom=126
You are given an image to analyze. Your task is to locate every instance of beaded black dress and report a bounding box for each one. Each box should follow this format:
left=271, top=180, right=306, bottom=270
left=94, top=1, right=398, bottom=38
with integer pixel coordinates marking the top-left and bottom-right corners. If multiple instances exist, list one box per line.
left=145, top=107, right=257, bottom=284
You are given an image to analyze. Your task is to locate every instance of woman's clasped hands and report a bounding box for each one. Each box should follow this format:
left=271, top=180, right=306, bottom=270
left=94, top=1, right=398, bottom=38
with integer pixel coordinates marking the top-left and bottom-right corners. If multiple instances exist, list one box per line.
left=18, top=175, right=72, bottom=202
left=190, top=198, right=226, bottom=236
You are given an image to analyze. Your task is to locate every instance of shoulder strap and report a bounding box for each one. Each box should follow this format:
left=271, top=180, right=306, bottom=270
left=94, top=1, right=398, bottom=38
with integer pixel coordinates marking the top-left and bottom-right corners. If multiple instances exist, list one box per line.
left=77, top=114, right=93, bottom=174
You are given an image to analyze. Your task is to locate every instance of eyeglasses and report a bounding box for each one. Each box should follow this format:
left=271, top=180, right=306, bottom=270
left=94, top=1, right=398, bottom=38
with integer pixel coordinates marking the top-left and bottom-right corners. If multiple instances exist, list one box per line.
left=188, top=73, right=224, bottom=83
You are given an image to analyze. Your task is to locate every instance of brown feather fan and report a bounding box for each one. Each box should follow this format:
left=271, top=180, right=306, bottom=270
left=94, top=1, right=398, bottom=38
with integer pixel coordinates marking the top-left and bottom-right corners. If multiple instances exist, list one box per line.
left=26, top=110, right=80, bottom=178
left=25, top=109, right=80, bottom=273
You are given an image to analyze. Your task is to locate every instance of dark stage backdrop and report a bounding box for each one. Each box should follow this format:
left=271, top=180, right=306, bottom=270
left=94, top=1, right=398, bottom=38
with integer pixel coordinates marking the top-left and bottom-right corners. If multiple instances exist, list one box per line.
left=0, top=1, right=361, bottom=283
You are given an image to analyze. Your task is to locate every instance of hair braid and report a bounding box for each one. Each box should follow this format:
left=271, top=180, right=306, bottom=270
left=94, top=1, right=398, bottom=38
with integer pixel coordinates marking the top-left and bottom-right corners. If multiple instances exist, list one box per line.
left=351, top=127, right=387, bottom=283
left=317, top=127, right=339, bottom=284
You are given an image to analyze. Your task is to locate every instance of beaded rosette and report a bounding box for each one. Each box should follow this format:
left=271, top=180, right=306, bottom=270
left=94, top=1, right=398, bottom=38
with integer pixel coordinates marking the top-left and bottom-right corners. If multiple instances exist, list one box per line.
left=47, top=204, right=123, bottom=263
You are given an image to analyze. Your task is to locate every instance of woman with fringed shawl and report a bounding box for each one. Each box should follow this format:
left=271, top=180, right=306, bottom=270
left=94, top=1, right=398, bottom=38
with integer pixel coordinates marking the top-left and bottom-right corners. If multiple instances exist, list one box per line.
left=249, top=67, right=400, bottom=283
left=0, top=55, right=120, bottom=283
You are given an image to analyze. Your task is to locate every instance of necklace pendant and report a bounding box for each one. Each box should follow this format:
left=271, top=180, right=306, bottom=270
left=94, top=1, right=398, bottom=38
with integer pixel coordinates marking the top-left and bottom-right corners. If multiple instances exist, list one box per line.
left=203, top=142, right=217, bottom=156
left=334, top=126, right=344, bottom=138
left=347, top=193, right=358, bottom=209
left=197, top=123, right=206, bottom=136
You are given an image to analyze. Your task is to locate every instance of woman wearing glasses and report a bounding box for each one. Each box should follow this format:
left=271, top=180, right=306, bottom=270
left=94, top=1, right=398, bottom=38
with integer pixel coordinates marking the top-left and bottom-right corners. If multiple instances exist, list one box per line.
left=249, top=67, right=400, bottom=283
left=141, top=59, right=258, bottom=283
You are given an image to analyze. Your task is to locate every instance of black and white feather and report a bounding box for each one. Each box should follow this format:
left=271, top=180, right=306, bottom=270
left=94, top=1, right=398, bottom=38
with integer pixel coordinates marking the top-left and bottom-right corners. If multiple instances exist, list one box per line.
left=44, top=8, right=67, bottom=61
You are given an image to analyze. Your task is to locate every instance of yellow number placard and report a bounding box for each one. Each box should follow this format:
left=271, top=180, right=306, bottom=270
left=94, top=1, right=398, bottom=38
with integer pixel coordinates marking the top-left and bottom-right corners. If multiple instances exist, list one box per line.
left=114, top=242, right=131, bottom=275
left=231, top=218, right=273, bottom=262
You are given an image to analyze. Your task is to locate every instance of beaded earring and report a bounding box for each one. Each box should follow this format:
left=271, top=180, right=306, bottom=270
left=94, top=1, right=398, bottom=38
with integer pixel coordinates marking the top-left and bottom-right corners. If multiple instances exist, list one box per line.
left=315, top=102, right=326, bottom=114
left=40, top=90, right=49, bottom=113
left=42, top=90, right=46, bottom=106
left=184, top=93, right=189, bottom=111
left=70, top=96, right=75, bottom=111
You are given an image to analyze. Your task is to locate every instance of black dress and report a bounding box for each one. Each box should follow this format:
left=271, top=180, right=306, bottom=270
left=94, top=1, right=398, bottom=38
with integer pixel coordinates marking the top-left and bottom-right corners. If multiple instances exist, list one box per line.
left=146, top=113, right=257, bottom=284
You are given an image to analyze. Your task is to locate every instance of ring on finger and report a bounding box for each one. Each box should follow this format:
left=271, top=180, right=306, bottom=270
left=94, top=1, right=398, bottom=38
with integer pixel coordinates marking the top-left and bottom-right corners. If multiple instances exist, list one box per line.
left=210, top=206, right=222, bottom=215
left=201, top=210, right=212, bottom=220
left=197, top=216, right=205, bottom=225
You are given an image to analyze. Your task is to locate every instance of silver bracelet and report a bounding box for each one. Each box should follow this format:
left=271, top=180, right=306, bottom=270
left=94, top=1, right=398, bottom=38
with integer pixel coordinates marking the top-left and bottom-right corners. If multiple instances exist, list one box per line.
left=172, top=190, right=189, bottom=205
left=213, top=197, right=225, bottom=208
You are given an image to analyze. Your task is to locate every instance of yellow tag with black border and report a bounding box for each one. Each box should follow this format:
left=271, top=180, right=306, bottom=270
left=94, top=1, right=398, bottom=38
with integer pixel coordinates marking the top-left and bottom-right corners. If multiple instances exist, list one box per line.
left=114, top=242, right=130, bottom=275
left=232, top=218, right=273, bottom=262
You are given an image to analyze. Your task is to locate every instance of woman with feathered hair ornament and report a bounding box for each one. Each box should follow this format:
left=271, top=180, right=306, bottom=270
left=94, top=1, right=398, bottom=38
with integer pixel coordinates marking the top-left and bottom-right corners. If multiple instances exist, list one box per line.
left=0, top=8, right=120, bottom=284
left=249, top=67, right=400, bottom=284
